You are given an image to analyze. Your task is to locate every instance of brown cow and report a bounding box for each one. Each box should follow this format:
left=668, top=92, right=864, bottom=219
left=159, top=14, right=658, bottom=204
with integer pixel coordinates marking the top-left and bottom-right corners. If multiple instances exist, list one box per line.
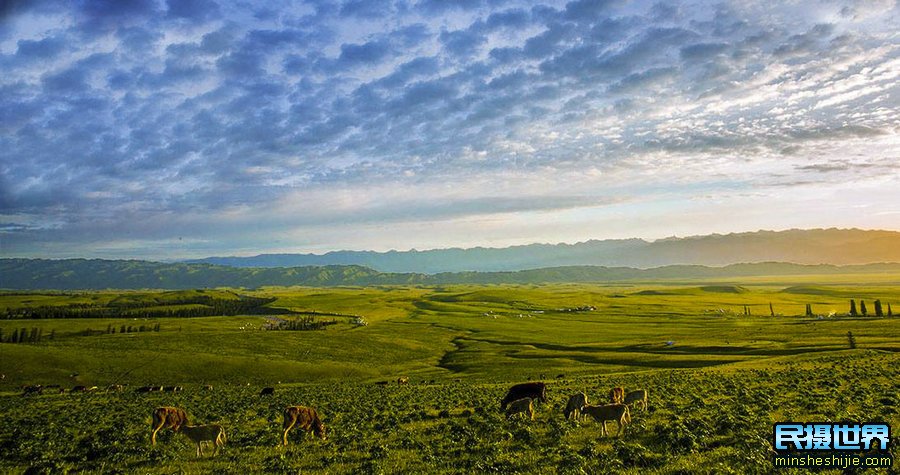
left=397, top=376, right=409, bottom=385
left=151, top=407, right=188, bottom=445
left=282, top=406, right=327, bottom=445
left=501, top=382, right=547, bottom=410
left=609, top=387, right=625, bottom=404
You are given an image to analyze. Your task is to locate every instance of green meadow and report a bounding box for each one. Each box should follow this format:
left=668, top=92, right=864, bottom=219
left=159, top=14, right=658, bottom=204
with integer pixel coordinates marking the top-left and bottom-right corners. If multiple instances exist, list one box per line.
left=1, top=276, right=899, bottom=473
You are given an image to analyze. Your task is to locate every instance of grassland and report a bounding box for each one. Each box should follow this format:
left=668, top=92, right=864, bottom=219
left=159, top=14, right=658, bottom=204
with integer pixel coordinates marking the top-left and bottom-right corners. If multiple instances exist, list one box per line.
left=1, top=277, right=899, bottom=473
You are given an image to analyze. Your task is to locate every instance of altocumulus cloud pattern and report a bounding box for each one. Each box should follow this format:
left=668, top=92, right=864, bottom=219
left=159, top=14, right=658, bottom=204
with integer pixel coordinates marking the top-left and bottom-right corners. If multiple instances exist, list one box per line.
left=1, top=0, right=899, bottom=258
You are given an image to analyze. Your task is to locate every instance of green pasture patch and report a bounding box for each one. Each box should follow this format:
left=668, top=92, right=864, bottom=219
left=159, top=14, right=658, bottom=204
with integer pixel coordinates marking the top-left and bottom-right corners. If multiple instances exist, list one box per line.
left=1, top=281, right=899, bottom=472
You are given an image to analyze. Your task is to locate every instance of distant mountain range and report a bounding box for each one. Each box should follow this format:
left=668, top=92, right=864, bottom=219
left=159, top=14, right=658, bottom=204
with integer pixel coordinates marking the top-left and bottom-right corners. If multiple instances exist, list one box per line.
left=2, top=259, right=900, bottom=290
left=187, top=229, right=900, bottom=273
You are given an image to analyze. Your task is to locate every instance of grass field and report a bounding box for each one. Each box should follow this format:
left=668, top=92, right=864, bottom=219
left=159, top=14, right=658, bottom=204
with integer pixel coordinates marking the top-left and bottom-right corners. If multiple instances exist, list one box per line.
left=1, top=277, right=899, bottom=473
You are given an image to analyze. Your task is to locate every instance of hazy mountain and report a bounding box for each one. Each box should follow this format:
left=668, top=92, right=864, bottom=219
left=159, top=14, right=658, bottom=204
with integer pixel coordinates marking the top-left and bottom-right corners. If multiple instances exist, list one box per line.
left=188, top=229, right=900, bottom=273
left=3, top=259, right=900, bottom=291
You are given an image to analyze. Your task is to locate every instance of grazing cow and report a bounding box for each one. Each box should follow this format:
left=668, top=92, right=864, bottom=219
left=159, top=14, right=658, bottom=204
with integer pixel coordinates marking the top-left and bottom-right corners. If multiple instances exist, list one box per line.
left=179, top=424, right=226, bottom=457
left=564, top=392, right=589, bottom=421
left=582, top=404, right=631, bottom=437
left=282, top=406, right=327, bottom=445
left=71, top=385, right=89, bottom=392
left=163, top=386, right=183, bottom=393
left=624, top=389, right=649, bottom=411
left=203, top=385, right=214, bottom=391
left=397, top=376, right=409, bottom=385
left=500, top=382, right=547, bottom=410
left=609, top=387, right=625, bottom=404
left=556, top=374, right=565, bottom=379
left=107, top=384, right=124, bottom=392
left=260, top=387, right=275, bottom=396
left=505, top=397, right=535, bottom=420
left=22, top=384, right=43, bottom=396
left=151, top=407, right=189, bottom=445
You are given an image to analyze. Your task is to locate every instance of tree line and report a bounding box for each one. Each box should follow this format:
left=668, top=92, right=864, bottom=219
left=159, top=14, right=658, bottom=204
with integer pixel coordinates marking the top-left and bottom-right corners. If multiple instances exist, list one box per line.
left=2, top=296, right=283, bottom=320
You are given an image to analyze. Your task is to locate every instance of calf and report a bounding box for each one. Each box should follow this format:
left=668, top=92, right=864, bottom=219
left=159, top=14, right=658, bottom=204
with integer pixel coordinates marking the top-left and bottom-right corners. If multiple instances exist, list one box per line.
left=505, top=397, right=535, bottom=420
left=582, top=404, right=631, bottom=437
left=624, top=389, right=648, bottom=411
left=180, top=424, right=226, bottom=457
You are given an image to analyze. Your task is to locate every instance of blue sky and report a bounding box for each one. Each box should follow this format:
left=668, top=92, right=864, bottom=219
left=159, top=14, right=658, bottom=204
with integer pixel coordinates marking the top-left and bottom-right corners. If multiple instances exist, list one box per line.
left=1, top=0, right=899, bottom=259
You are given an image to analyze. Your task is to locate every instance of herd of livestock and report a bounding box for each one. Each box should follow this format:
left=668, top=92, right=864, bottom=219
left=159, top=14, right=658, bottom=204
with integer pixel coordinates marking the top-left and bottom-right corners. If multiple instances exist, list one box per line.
left=19, top=380, right=649, bottom=458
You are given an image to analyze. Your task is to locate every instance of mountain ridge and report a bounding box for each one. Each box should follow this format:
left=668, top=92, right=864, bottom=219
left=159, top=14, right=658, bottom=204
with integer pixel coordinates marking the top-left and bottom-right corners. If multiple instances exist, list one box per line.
left=186, top=228, right=900, bottom=273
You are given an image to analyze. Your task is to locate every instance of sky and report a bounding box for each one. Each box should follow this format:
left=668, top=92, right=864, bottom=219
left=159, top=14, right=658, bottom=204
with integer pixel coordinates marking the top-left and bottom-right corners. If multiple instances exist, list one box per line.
left=1, top=0, right=899, bottom=260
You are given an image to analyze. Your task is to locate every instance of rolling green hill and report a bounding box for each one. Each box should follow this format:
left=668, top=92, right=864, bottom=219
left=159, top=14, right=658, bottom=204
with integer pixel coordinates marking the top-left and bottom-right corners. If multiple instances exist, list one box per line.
left=3, top=258, right=900, bottom=290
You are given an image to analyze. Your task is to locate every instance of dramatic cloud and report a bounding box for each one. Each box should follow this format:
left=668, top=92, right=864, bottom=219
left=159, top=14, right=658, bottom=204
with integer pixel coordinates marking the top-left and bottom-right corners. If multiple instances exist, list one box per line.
left=1, top=0, right=899, bottom=259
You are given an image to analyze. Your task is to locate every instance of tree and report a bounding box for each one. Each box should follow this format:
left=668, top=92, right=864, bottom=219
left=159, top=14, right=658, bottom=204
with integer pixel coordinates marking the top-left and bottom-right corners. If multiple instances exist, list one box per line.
left=847, top=331, right=857, bottom=349
left=770, top=302, right=775, bottom=317
left=874, top=300, right=883, bottom=317
left=805, top=304, right=813, bottom=317
left=860, top=300, right=868, bottom=316
left=889, top=303, right=893, bottom=316
left=849, top=299, right=857, bottom=316
left=10, top=328, right=19, bottom=343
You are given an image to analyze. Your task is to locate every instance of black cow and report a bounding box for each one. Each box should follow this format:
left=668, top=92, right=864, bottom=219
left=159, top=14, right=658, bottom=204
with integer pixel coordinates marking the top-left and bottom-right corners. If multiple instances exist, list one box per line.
left=136, top=385, right=162, bottom=393
left=22, top=384, right=43, bottom=396
left=500, top=382, right=547, bottom=410
left=260, top=387, right=275, bottom=396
